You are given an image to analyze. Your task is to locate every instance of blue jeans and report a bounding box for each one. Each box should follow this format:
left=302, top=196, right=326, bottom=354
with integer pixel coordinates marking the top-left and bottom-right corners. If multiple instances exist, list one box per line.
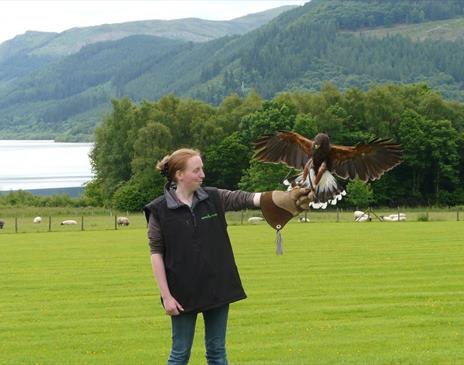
left=167, top=303, right=229, bottom=365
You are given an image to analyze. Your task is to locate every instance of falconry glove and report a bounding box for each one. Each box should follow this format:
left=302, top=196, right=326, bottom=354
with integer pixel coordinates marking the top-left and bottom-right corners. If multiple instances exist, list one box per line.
left=260, top=187, right=312, bottom=255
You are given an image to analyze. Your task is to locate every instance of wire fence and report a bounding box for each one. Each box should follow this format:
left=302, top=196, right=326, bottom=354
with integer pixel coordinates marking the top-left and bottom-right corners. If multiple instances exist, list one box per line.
left=0, top=207, right=463, bottom=234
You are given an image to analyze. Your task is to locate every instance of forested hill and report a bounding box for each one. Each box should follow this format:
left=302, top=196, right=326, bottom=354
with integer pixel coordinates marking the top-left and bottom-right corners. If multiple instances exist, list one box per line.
left=0, top=6, right=295, bottom=86
left=3, top=0, right=464, bottom=141
left=0, top=5, right=296, bottom=60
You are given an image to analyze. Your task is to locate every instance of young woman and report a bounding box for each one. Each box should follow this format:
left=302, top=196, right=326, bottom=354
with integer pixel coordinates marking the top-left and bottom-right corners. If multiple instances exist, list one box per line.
left=144, top=148, right=309, bottom=365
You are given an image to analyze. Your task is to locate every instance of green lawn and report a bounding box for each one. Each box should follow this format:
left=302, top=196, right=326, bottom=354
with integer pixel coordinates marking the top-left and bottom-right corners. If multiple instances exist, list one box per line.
left=1, top=222, right=463, bottom=364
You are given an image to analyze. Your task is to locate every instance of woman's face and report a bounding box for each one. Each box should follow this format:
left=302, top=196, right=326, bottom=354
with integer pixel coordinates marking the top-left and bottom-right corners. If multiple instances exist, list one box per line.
left=175, top=155, right=205, bottom=191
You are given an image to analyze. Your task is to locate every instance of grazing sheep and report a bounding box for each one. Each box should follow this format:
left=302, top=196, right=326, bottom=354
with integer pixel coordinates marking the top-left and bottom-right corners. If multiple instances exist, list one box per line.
left=247, top=216, right=264, bottom=223
left=381, top=214, right=406, bottom=222
left=117, top=217, right=130, bottom=226
left=298, top=217, right=310, bottom=223
left=354, top=210, right=366, bottom=219
left=60, top=220, right=77, bottom=225
left=356, top=214, right=371, bottom=222
left=354, top=210, right=371, bottom=222
left=33, top=216, right=42, bottom=224
left=0, top=219, right=4, bottom=229
left=353, top=210, right=371, bottom=222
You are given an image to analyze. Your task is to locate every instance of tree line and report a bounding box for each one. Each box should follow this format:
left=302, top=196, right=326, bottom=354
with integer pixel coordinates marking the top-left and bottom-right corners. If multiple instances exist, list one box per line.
left=86, top=82, right=464, bottom=211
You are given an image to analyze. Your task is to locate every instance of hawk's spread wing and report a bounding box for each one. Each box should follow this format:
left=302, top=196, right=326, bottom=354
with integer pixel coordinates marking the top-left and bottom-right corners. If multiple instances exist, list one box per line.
left=329, top=138, right=402, bottom=181
left=254, top=131, right=313, bottom=169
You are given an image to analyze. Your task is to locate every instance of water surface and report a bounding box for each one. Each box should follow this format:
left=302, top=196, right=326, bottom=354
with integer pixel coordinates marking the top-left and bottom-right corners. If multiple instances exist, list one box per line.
left=0, top=140, right=94, bottom=191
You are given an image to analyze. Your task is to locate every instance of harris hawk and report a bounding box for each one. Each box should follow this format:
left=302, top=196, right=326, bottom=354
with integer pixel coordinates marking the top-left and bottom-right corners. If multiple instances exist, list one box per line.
left=254, top=131, right=402, bottom=209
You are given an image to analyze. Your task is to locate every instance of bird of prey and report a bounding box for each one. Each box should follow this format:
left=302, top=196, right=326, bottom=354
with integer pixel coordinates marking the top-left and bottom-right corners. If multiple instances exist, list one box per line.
left=254, top=131, right=402, bottom=209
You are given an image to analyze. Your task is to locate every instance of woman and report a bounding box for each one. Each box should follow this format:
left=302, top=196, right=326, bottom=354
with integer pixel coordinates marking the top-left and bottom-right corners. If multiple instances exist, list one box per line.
left=144, top=148, right=310, bottom=365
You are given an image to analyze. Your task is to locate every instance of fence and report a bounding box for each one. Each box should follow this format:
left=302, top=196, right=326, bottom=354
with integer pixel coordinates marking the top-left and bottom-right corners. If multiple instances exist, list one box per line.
left=0, top=207, right=462, bottom=235
left=0, top=213, right=148, bottom=234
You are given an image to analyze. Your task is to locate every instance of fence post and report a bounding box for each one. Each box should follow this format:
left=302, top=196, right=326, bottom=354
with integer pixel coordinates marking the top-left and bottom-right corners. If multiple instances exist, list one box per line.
left=241, top=210, right=244, bottom=225
left=397, top=206, right=400, bottom=222
left=336, top=208, right=340, bottom=222
left=457, top=208, right=460, bottom=222
left=81, top=216, right=84, bottom=231
left=48, top=215, right=51, bottom=232
left=15, top=216, right=18, bottom=233
left=115, top=215, right=118, bottom=230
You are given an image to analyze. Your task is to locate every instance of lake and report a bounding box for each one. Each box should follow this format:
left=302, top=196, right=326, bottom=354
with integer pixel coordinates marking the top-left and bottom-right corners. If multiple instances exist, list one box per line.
left=0, top=140, right=94, bottom=191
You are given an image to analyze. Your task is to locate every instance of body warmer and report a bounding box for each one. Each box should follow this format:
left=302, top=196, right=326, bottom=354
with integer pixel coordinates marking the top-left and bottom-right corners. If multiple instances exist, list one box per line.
left=144, top=187, right=246, bottom=314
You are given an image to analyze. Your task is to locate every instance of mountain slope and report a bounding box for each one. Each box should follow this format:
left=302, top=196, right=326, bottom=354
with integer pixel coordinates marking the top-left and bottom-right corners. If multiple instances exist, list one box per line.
left=0, top=6, right=295, bottom=92
left=3, top=0, right=464, bottom=141
left=344, top=16, right=464, bottom=41
left=0, top=6, right=296, bottom=59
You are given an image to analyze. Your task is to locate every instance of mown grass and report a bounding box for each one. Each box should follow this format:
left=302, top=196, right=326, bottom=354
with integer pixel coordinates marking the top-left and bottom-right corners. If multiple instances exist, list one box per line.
left=1, top=222, right=463, bottom=364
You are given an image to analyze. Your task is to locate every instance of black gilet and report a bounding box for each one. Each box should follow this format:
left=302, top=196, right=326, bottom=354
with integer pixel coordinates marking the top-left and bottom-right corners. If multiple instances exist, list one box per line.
left=144, top=186, right=246, bottom=313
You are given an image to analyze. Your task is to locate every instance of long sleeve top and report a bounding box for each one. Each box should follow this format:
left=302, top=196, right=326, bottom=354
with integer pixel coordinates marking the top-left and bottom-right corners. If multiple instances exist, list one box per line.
left=148, top=188, right=256, bottom=255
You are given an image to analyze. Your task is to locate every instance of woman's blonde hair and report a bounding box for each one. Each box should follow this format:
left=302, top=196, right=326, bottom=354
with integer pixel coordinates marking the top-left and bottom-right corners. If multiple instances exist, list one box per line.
left=156, top=148, right=201, bottom=183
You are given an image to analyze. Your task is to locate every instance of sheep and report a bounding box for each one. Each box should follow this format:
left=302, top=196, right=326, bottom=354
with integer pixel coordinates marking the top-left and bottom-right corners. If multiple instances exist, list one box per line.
left=33, top=216, right=42, bottom=224
left=356, top=214, right=371, bottom=222
left=381, top=214, right=406, bottom=222
left=117, top=217, right=130, bottom=226
left=60, top=220, right=77, bottom=225
left=354, top=210, right=366, bottom=219
left=354, top=211, right=371, bottom=222
left=0, top=219, right=4, bottom=229
left=298, top=217, right=310, bottom=223
left=247, top=216, right=264, bottom=223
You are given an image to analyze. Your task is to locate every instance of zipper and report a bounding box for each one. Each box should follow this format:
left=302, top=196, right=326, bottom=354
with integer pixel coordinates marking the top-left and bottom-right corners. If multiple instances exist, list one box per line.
left=189, top=207, right=197, bottom=228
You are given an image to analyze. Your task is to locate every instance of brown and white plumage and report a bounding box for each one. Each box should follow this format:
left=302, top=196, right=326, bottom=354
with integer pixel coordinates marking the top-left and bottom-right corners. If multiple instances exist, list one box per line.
left=254, top=131, right=402, bottom=209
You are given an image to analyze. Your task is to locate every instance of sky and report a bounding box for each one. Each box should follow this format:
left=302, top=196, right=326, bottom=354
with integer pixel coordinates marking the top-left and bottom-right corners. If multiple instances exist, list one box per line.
left=0, top=0, right=306, bottom=44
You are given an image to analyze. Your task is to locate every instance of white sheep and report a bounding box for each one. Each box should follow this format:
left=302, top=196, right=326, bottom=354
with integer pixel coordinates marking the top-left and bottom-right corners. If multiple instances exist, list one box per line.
left=354, top=210, right=366, bottom=219
left=60, top=220, right=77, bottom=225
left=117, top=217, right=130, bottom=226
left=33, top=216, right=42, bottom=224
left=247, top=216, right=264, bottom=223
left=356, top=214, right=371, bottom=222
left=381, top=214, right=406, bottom=222
left=354, top=210, right=371, bottom=222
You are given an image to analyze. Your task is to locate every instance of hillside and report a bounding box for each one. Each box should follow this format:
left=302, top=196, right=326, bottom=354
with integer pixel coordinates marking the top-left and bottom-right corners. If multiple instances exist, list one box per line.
left=3, top=0, right=464, bottom=141
left=345, top=17, right=464, bottom=41
left=0, top=6, right=295, bottom=83
left=0, top=6, right=296, bottom=57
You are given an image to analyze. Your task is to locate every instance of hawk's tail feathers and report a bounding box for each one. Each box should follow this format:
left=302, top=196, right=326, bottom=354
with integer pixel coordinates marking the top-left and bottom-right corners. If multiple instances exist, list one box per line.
left=309, top=171, right=346, bottom=210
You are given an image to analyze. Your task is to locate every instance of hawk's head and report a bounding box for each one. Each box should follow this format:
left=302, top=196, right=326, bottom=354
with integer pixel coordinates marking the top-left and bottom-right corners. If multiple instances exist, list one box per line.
left=313, top=133, right=330, bottom=155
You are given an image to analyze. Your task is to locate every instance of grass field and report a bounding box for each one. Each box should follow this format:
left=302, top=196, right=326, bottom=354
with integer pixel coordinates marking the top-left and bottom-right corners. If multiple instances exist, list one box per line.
left=1, top=222, right=464, bottom=364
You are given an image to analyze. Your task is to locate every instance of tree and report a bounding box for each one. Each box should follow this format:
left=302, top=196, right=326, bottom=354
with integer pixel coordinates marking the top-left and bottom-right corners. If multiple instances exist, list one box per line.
left=203, top=133, right=250, bottom=190
left=424, top=119, right=459, bottom=201
left=131, top=122, right=172, bottom=174
left=239, top=100, right=296, bottom=145
left=346, top=178, right=374, bottom=209
left=238, top=159, right=290, bottom=192
left=397, top=109, right=428, bottom=195
left=89, top=98, right=138, bottom=202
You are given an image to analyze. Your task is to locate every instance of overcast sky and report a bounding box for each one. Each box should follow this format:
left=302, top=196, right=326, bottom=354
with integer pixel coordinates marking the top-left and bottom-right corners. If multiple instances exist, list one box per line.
left=0, top=0, right=306, bottom=44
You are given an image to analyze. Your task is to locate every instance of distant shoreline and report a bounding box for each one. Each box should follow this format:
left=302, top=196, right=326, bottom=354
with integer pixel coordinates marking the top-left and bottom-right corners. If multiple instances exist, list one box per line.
left=0, top=186, right=84, bottom=197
